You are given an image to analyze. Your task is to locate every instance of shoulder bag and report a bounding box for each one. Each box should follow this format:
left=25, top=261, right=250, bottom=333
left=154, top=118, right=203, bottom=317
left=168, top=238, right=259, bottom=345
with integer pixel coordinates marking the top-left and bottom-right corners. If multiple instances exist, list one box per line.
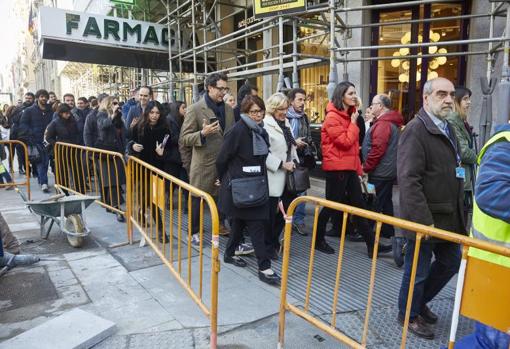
left=231, top=176, right=269, bottom=208
left=285, top=147, right=310, bottom=194
left=28, top=144, right=41, bottom=163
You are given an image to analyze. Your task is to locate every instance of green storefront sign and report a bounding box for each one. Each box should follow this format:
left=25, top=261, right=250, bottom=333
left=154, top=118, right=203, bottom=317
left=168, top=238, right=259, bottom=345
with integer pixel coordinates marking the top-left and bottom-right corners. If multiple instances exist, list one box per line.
left=65, top=13, right=172, bottom=47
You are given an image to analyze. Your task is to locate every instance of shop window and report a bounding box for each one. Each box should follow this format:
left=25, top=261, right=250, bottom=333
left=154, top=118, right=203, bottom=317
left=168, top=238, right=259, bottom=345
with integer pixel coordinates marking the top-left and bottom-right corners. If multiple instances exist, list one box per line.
left=371, top=2, right=467, bottom=120
left=299, top=27, right=330, bottom=123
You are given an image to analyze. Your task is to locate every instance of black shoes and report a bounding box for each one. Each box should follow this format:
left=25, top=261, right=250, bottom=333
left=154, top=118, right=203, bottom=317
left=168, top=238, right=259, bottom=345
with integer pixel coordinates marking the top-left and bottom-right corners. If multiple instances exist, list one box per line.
left=315, top=240, right=335, bottom=254
left=258, top=269, right=281, bottom=286
left=116, top=213, right=125, bottom=222
left=367, top=243, right=392, bottom=258
left=224, top=256, right=247, bottom=267
left=158, top=234, right=170, bottom=243
left=398, top=315, right=435, bottom=340
left=420, top=305, right=438, bottom=324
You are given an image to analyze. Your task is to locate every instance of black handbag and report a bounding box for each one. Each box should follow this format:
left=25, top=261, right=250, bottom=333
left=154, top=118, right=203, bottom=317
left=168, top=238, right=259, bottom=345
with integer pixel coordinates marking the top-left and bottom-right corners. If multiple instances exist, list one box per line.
left=230, top=176, right=269, bottom=208
left=28, top=144, right=41, bottom=163
left=286, top=165, right=310, bottom=194
left=285, top=149, right=310, bottom=194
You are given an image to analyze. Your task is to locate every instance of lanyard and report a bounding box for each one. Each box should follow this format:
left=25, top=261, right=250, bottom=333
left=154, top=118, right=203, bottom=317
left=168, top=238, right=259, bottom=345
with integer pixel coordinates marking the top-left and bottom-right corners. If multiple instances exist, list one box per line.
left=443, top=123, right=461, bottom=166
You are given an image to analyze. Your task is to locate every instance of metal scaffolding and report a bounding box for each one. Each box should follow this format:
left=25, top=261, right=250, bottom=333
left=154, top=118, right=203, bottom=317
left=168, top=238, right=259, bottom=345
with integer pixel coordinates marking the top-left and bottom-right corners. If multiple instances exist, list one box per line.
left=54, top=0, right=510, bottom=126
left=142, top=0, right=509, bottom=107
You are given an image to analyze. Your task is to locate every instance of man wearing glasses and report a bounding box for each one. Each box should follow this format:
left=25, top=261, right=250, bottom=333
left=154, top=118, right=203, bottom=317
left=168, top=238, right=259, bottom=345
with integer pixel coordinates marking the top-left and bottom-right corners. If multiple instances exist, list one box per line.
left=179, top=73, right=235, bottom=245
left=126, top=86, right=152, bottom=128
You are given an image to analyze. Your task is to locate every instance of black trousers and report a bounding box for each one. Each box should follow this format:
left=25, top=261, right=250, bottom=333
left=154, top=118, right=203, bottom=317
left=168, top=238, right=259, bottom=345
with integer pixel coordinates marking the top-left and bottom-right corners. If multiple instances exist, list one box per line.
left=316, top=171, right=374, bottom=246
left=191, top=196, right=225, bottom=235
left=225, top=218, right=271, bottom=271
left=267, top=190, right=296, bottom=252
left=15, top=144, right=26, bottom=172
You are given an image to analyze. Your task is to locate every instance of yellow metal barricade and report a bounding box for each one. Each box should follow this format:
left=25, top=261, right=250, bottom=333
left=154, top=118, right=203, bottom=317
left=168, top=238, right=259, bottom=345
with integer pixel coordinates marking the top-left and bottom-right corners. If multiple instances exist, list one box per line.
left=0, top=140, right=31, bottom=199
left=278, top=196, right=510, bottom=349
left=54, top=142, right=128, bottom=233
left=126, top=156, right=220, bottom=349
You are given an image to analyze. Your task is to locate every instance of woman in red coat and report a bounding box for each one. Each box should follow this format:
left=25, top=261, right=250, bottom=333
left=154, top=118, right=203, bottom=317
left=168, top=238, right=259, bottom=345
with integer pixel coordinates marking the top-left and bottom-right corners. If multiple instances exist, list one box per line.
left=315, top=81, right=391, bottom=257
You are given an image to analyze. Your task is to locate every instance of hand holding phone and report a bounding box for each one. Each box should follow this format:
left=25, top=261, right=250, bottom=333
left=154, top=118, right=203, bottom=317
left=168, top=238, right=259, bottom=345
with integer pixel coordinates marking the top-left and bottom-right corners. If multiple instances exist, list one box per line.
left=201, top=118, right=220, bottom=137
left=161, top=134, right=170, bottom=148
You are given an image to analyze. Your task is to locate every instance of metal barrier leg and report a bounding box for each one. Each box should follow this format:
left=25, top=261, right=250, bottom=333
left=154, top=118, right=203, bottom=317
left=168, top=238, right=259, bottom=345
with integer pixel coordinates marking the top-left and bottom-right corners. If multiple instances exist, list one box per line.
left=278, top=212, right=294, bottom=349
left=448, top=246, right=469, bottom=349
left=401, top=234, right=423, bottom=349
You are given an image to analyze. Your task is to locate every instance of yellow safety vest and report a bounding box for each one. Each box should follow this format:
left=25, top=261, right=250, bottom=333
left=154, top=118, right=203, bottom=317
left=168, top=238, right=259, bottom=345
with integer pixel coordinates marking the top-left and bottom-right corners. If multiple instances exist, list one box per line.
left=468, top=131, right=510, bottom=267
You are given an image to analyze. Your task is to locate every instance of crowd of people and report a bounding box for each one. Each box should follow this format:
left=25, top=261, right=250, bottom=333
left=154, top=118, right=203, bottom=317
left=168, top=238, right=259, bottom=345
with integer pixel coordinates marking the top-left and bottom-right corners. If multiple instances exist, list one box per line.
left=1, top=74, right=509, bottom=347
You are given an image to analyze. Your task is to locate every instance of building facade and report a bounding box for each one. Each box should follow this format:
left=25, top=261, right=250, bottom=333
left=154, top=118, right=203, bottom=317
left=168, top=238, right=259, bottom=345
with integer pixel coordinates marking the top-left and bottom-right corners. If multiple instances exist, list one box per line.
left=17, top=0, right=509, bottom=132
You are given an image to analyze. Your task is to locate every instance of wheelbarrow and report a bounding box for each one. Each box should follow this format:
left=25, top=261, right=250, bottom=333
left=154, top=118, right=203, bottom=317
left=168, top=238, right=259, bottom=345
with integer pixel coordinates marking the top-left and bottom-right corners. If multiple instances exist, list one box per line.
left=16, top=189, right=99, bottom=248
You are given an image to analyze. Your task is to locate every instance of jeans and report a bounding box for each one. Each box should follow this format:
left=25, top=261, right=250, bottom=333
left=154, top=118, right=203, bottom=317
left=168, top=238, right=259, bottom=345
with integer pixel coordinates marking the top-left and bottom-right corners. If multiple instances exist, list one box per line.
left=0, top=165, right=13, bottom=183
left=34, top=147, right=49, bottom=185
left=293, top=191, right=306, bottom=225
left=370, top=178, right=395, bottom=237
left=398, top=239, right=461, bottom=319
left=454, top=322, right=510, bottom=349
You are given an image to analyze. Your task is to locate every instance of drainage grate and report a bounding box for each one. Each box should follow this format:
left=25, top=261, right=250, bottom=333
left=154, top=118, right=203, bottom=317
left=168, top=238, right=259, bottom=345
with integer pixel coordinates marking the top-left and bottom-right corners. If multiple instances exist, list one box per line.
left=0, top=267, right=58, bottom=313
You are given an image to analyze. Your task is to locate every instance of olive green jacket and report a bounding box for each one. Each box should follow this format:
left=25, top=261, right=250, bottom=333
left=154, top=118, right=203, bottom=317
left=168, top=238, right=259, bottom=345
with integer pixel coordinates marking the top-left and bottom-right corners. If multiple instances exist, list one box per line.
left=446, top=112, right=477, bottom=191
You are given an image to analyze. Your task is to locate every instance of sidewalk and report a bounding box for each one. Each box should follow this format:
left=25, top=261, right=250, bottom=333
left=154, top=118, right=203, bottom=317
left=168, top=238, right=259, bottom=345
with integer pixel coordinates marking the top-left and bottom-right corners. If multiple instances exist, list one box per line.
left=0, top=173, right=474, bottom=348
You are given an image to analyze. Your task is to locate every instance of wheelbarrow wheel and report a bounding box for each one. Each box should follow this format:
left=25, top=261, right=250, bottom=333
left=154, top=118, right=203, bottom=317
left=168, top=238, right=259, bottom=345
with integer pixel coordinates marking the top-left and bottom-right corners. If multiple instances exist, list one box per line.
left=65, top=214, right=85, bottom=248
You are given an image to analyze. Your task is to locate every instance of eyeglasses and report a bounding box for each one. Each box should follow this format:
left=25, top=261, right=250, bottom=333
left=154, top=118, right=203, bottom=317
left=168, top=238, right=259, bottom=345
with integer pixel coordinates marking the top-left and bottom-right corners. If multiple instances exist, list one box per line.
left=248, top=109, right=264, bottom=116
left=214, top=86, right=230, bottom=93
left=276, top=107, right=288, bottom=112
left=112, top=102, right=119, bottom=105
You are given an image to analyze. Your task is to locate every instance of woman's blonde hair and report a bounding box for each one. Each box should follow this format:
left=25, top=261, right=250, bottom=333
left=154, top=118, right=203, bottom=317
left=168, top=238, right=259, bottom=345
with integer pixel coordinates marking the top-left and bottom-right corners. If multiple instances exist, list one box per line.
left=265, top=92, right=288, bottom=115
left=99, top=96, right=117, bottom=115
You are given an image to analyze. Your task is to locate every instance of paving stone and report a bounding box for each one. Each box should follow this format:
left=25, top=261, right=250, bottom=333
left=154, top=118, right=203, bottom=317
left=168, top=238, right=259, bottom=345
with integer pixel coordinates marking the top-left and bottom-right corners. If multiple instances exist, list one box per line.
left=0, top=308, right=116, bottom=349
left=92, top=335, right=129, bottom=349
left=127, top=330, right=194, bottom=349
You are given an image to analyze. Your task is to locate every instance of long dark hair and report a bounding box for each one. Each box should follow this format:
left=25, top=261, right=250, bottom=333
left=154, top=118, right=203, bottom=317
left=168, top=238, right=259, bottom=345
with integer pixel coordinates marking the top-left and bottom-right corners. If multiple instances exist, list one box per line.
left=169, top=101, right=186, bottom=126
left=331, top=81, right=355, bottom=111
left=137, top=101, right=167, bottom=137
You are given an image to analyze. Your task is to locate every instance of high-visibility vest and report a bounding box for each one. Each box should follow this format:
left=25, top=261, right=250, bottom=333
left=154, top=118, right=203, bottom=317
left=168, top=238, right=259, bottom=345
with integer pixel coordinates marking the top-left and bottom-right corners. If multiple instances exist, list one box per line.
left=468, top=130, right=510, bottom=267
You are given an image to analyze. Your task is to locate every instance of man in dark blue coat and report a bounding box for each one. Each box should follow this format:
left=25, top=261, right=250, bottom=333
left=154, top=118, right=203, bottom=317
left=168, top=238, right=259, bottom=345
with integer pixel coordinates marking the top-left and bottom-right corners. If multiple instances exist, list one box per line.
left=19, top=89, right=53, bottom=192
left=126, top=86, right=152, bottom=129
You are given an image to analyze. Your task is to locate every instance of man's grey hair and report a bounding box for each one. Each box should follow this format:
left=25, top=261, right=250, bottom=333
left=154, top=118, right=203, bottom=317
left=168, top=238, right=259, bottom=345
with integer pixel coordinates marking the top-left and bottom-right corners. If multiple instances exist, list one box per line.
left=378, top=94, right=391, bottom=109
left=423, top=78, right=443, bottom=96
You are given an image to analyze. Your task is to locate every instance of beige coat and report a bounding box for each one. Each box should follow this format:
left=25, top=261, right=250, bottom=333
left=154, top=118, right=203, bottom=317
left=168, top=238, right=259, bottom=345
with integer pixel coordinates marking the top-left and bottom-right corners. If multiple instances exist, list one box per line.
left=264, top=115, right=299, bottom=198
left=179, top=97, right=234, bottom=195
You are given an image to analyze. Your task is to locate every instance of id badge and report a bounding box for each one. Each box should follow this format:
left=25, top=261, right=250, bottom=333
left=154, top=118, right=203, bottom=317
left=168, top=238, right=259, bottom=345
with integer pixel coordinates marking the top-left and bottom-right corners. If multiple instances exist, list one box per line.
left=455, top=167, right=465, bottom=180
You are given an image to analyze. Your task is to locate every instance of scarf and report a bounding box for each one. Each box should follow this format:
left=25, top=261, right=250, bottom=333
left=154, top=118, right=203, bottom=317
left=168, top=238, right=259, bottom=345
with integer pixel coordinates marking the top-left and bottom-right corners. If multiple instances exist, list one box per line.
left=275, top=118, right=297, bottom=155
left=241, top=114, right=269, bottom=156
left=286, top=106, right=304, bottom=138
left=204, top=93, right=226, bottom=130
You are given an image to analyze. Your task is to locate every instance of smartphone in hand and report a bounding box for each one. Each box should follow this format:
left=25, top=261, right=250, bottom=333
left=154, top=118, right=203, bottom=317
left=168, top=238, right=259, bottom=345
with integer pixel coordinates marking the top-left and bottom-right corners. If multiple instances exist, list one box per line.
left=209, top=117, right=218, bottom=124
left=161, top=134, right=170, bottom=148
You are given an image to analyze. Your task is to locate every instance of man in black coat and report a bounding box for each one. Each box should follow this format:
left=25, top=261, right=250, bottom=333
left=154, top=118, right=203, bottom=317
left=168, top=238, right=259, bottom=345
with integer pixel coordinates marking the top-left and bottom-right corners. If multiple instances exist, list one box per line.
left=9, top=92, right=34, bottom=174
left=397, top=77, right=465, bottom=340
left=19, top=89, right=53, bottom=193
left=84, top=93, right=108, bottom=148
